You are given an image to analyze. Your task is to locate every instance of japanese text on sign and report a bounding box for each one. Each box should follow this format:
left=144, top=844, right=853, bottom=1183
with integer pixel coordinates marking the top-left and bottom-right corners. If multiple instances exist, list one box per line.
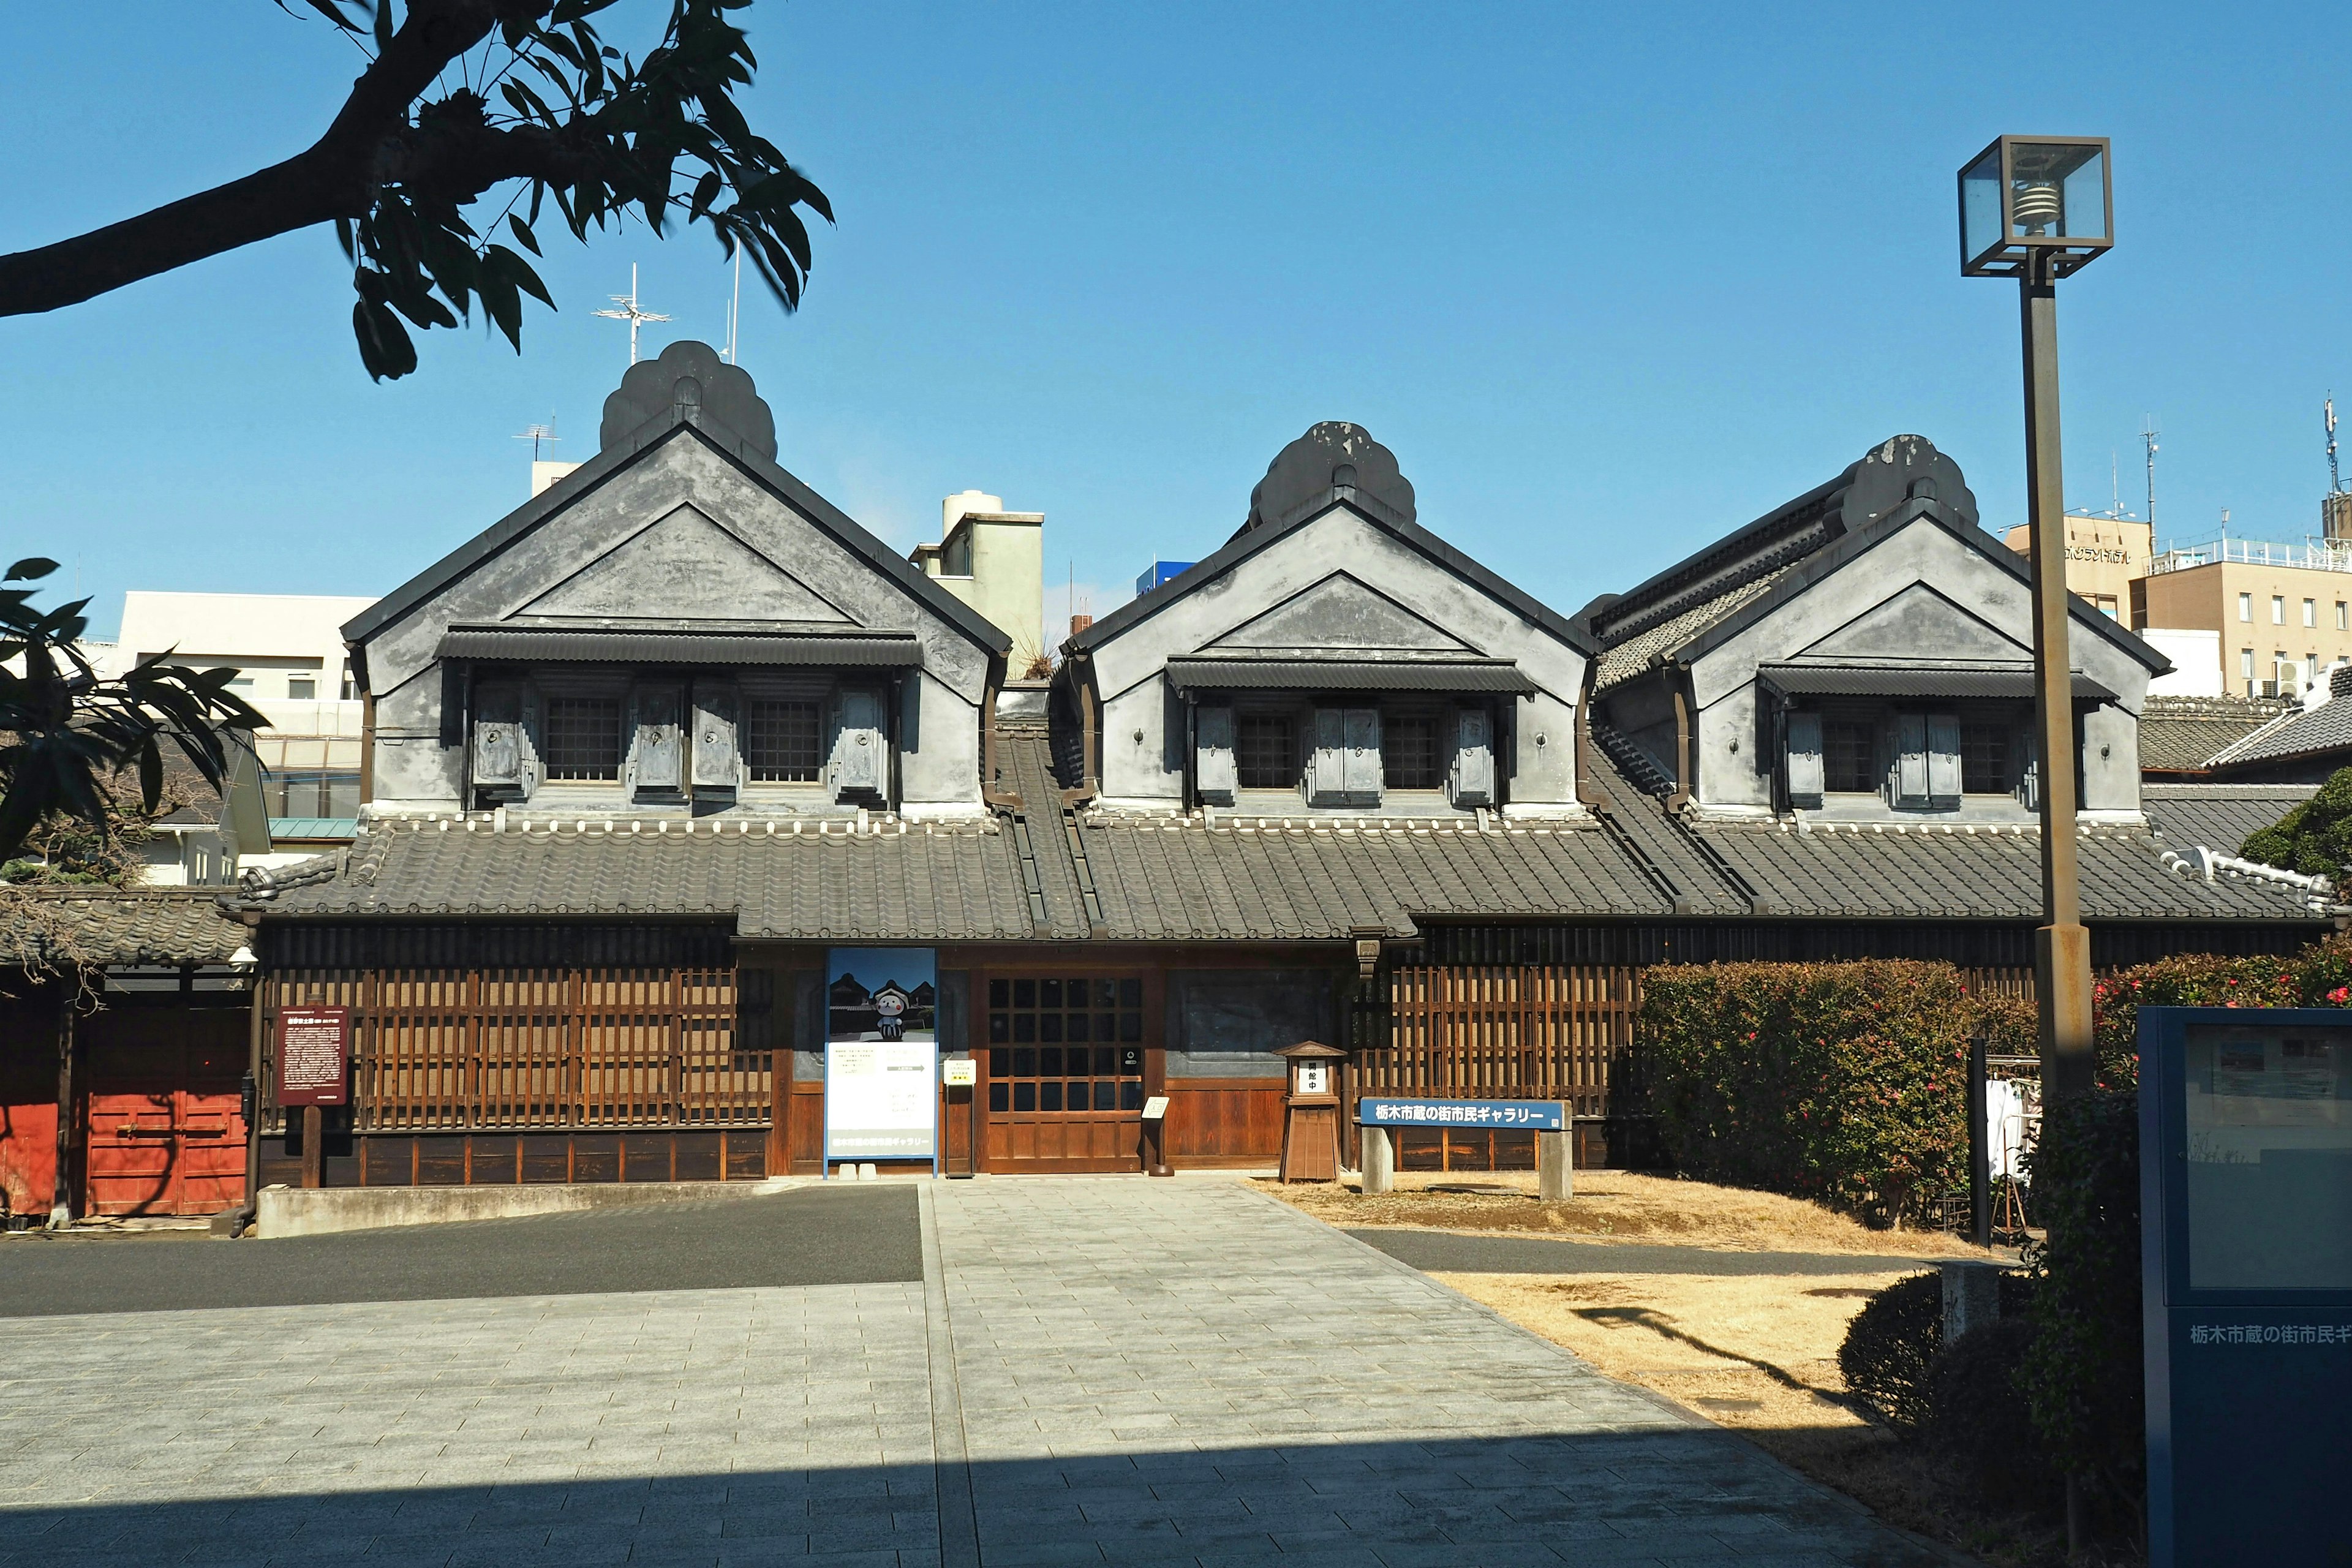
left=1357, top=1098, right=1565, bottom=1131
left=277, top=1007, right=350, bottom=1107
left=2189, top=1324, right=2352, bottom=1345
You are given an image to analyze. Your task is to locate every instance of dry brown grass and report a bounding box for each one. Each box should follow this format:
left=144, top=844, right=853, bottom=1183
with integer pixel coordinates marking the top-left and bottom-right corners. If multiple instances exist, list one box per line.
left=1254, top=1172, right=2076, bottom=1565
left=1436, top=1270, right=2071, bottom=1567
left=1253, top=1168, right=1989, bottom=1258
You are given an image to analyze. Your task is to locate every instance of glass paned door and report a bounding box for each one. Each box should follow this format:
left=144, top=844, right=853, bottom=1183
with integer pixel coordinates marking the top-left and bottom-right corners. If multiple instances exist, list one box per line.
left=982, top=974, right=1149, bottom=1171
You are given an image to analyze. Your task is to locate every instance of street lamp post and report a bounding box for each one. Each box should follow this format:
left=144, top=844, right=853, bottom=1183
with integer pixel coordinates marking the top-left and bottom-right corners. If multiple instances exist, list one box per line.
left=1959, top=136, right=2113, bottom=1103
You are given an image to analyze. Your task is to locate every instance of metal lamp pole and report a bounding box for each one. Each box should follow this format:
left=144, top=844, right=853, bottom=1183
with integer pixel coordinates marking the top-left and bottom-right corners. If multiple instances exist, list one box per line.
left=1960, top=134, right=2113, bottom=1104
left=2020, top=252, right=2097, bottom=1100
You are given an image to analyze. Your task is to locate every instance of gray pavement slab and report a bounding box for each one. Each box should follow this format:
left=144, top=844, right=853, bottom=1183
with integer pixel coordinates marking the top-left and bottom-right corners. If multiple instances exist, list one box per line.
left=0, top=1175, right=1966, bottom=1567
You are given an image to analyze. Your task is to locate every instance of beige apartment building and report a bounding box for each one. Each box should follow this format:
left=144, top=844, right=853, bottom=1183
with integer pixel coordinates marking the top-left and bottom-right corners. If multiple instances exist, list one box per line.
left=2002, top=513, right=2150, bottom=622
left=2002, top=512, right=2352, bottom=698
left=2131, top=545, right=2352, bottom=698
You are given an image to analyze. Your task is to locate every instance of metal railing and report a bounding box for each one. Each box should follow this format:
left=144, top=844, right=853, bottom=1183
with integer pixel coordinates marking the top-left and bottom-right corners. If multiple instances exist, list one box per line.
left=2144, top=536, right=2352, bottom=576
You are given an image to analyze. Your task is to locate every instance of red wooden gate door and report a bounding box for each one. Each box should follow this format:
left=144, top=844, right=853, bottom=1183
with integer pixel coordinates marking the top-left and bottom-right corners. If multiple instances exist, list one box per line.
left=84, top=1009, right=248, bottom=1216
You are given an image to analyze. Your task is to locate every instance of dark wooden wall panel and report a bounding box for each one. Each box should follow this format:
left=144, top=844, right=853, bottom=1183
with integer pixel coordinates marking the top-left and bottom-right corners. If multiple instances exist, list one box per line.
left=1165, top=1078, right=1283, bottom=1166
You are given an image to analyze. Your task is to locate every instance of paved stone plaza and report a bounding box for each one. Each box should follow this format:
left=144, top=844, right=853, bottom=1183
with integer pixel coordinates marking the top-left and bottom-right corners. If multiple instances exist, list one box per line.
left=0, top=1179, right=1959, bottom=1566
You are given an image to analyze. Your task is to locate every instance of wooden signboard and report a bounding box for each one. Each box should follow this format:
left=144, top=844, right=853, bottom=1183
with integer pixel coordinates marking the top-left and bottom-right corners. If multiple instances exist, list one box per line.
left=277, top=1007, right=350, bottom=1107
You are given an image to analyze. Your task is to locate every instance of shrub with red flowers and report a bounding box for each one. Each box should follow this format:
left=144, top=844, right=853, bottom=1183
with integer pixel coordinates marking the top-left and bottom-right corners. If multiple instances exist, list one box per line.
left=1638, top=959, right=1995, bottom=1226
left=2090, top=932, right=2352, bottom=1089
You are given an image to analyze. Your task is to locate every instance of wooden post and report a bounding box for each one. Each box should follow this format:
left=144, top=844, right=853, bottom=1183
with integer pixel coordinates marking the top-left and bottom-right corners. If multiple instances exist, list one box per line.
left=301, top=1105, right=323, bottom=1189
left=1360, top=1125, right=1393, bottom=1195
left=46, top=990, right=78, bottom=1231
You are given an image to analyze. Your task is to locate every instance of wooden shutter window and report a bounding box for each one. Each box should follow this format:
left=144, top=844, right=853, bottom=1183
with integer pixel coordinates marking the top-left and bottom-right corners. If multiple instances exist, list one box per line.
left=473, top=683, right=527, bottom=798
left=631, top=681, right=684, bottom=796
left=1341, top=707, right=1382, bottom=805
left=1195, top=704, right=1237, bottom=806
left=1895, top=712, right=1931, bottom=805
left=1448, top=707, right=1493, bottom=806
left=831, top=688, right=886, bottom=802
left=1307, top=707, right=1348, bottom=805
left=692, top=680, right=741, bottom=793
left=1784, top=710, right=1823, bottom=805
left=1926, top=712, right=1962, bottom=801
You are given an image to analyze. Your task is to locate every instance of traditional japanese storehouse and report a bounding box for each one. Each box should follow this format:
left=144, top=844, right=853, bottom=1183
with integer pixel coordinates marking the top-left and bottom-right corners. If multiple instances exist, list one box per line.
left=223, top=364, right=2340, bottom=1188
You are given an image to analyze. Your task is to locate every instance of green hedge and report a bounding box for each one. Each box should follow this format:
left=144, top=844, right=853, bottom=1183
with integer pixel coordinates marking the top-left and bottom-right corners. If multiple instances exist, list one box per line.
left=2018, top=1088, right=2144, bottom=1539
left=1640, top=959, right=1989, bottom=1222
left=2092, top=933, right=2352, bottom=1089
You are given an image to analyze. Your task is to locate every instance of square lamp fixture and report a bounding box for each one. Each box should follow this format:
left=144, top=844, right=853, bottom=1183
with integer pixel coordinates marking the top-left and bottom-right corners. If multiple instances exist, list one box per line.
left=1958, top=135, right=2111, bottom=277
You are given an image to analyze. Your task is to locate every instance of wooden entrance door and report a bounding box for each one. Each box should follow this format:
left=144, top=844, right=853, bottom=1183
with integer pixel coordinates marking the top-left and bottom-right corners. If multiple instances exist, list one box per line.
left=84, top=1009, right=248, bottom=1216
left=981, top=973, right=1150, bottom=1173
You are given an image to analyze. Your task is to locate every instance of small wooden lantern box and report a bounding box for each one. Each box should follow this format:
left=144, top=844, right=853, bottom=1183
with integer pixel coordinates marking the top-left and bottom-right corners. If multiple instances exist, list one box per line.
left=1274, top=1040, right=1348, bottom=1183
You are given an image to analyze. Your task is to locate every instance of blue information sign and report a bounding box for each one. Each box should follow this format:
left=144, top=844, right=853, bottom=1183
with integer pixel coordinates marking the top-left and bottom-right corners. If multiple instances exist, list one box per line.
left=1357, top=1098, right=1565, bottom=1131
left=2139, top=1008, right=2352, bottom=1568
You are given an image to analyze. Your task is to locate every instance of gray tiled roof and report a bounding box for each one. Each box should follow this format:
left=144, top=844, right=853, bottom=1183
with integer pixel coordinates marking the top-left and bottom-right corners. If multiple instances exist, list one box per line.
left=2207, top=694, right=2352, bottom=770
left=246, top=816, right=1038, bottom=941
left=1687, top=816, right=2316, bottom=921
left=2138, top=696, right=2288, bottom=772
left=1591, top=565, right=1792, bottom=692
left=2143, top=784, right=2315, bottom=853
left=239, top=734, right=2337, bottom=941
left=1080, top=815, right=1672, bottom=938
left=1578, top=749, right=2328, bottom=923
left=0, top=889, right=244, bottom=967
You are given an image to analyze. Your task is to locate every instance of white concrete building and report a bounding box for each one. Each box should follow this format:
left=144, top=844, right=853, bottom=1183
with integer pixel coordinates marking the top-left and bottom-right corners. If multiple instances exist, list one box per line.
left=102, top=590, right=378, bottom=883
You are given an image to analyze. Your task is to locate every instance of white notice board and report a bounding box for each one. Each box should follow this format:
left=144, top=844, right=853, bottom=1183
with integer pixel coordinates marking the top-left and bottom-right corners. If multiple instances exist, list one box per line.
left=825, top=947, right=939, bottom=1166
left=824, top=1040, right=938, bottom=1161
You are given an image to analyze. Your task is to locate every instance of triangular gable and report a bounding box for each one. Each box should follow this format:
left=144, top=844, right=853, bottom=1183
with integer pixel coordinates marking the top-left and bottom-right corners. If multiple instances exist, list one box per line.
left=1068, top=492, right=1595, bottom=658
left=1797, top=582, right=2029, bottom=663
left=1671, top=497, right=2169, bottom=677
left=1208, top=573, right=1470, bottom=652
left=518, top=504, right=853, bottom=624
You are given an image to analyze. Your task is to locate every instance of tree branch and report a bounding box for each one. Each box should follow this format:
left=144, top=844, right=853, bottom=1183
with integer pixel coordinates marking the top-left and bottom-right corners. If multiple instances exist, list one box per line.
left=0, top=0, right=539, bottom=316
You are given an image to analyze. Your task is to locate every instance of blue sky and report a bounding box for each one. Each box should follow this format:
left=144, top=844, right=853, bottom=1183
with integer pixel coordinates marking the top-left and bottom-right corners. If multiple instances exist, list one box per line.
left=4, top=3, right=2348, bottom=641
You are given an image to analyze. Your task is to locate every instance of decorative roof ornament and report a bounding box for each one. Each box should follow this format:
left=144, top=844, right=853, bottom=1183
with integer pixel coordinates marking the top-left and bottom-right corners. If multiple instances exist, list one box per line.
left=598, top=338, right=777, bottom=459
left=1243, top=421, right=1414, bottom=533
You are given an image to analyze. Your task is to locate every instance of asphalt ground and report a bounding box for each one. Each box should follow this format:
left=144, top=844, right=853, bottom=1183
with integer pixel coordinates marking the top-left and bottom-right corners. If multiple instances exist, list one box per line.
left=1349, top=1225, right=1943, bottom=1276
left=0, top=1185, right=919, bottom=1317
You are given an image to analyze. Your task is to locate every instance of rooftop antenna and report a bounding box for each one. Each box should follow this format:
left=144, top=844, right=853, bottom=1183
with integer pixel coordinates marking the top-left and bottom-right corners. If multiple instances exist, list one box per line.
left=2143, top=417, right=2160, bottom=530
left=2329, top=396, right=2342, bottom=494
left=592, top=263, right=669, bottom=365
left=513, top=419, right=558, bottom=462
left=723, top=248, right=744, bottom=365
left=2111, top=450, right=2121, bottom=518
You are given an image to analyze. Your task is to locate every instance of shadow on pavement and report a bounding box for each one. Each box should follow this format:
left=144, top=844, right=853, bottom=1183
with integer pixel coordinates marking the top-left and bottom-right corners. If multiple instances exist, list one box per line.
left=1351, top=1226, right=1948, bottom=1278
left=0, top=1431, right=1953, bottom=1568
left=0, top=1185, right=918, bottom=1317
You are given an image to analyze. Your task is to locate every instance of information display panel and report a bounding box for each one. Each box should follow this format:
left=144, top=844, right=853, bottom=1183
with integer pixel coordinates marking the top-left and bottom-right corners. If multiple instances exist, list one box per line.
left=2139, top=1008, right=2352, bottom=1567
left=277, top=1006, right=350, bottom=1107
left=824, top=948, right=938, bottom=1169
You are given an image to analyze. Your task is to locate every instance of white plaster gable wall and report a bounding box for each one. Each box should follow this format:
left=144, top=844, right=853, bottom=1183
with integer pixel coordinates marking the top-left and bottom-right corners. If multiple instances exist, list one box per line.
left=1686, top=518, right=2154, bottom=815
left=364, top=429, right=992, bottom=811
left=1086, top=503, right=1588, bottom=810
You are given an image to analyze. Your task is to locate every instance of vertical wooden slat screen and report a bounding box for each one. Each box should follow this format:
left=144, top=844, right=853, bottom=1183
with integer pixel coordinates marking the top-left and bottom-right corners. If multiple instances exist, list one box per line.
left=1354, top=965, right=1640, bottom=1119
left=262, top=960, right=763, bottom=1132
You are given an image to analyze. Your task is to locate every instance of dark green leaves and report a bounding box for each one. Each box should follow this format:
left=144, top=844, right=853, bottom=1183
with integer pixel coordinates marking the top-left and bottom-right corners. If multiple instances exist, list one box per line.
left=0, top=560, right=266, bottom=870
left=311, top=0, right=831, bottom=380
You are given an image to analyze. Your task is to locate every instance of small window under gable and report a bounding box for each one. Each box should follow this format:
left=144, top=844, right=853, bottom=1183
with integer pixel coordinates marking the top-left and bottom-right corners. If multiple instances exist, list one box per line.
left=1236, top=714, right=1297, bottom=790
left=1382, top=713, right=1442, bottom=790
left=745, top=699, right=823, bottom=781
left=545, top=695, right=623, bottom=780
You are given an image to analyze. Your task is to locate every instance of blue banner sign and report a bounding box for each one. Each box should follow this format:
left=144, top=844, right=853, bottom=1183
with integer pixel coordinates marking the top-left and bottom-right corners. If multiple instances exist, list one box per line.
left=1359, top=1098, right=1565, bottom=1131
